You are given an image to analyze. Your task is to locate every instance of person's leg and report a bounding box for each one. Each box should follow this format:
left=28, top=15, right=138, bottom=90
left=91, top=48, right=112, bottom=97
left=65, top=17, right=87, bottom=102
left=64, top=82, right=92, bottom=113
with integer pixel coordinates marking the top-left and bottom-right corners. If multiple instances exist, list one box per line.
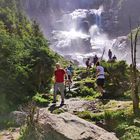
left=97, top=85, right=104, bottom=94
left=100, top=79, right=105, bottom=96
left=68, top=75, right=72, bottom=83
left=53, top=83, right=58, bottom=102
left=97, top=79, right=104, bottom=95
left=59, top=83, right=65, bottom=104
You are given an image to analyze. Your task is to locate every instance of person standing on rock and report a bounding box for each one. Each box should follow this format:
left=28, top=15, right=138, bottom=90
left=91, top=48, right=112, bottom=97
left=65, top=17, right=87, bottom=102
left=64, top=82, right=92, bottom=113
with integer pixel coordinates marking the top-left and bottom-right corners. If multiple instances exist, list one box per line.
left=112, top=55, right=117, bottom=62
left=108, top=49, right=112, bottom=60
left=53, top=63, right=66, bottom=106
left=96, top=61, right=105, bottom=97
left=93, top=55, right=98, bottom=66
left=86, top=58, right=91, bottom=70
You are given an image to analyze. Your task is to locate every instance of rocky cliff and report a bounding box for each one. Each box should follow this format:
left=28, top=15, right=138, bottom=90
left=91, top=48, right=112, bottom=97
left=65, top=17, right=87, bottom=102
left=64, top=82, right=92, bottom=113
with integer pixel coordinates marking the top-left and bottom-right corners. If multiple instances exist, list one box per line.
left=20, top=0, right=140, bottom=37
left=116, top=0, right=140, bottom=35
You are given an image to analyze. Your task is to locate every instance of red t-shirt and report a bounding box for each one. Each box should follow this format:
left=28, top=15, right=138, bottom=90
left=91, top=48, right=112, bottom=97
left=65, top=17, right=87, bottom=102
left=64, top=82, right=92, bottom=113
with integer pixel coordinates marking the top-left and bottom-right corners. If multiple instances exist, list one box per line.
left=55, top=69, right=65, bottom=83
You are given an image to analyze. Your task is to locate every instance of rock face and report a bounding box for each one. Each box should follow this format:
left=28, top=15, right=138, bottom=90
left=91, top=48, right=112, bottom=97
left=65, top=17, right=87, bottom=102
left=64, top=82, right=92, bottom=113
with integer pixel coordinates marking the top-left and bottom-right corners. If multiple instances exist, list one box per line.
left=116, top=0, right=140, bottom=35
left=10, top=111, right=27, bottom=126
left=20, top=0, right=140, bottom=36
left=39, top=111, right=118, bottom=140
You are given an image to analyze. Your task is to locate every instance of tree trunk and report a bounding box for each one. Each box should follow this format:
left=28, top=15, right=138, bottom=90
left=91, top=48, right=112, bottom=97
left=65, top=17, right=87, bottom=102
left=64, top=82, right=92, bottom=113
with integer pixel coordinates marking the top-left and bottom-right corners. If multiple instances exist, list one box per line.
left=132, top=83, right=139, bottom=114
left=129, top=18, right=140, bottom=115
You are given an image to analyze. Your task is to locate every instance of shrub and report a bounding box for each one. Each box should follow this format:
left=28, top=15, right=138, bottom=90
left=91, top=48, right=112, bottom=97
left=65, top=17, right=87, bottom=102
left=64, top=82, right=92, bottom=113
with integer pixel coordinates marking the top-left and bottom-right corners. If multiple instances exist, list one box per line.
left=19, top=101, right=44, bottom=140
left=79, top=86, right=95, bottom=97
left=0, top=0, right=57, bottom=112
left=32, top=93, right=53, bottom=107
left=101, top=61, right=130, bottom=98
left=120, top=126, right=140, bottom=140
left=77, top=111, right=93, bottom=120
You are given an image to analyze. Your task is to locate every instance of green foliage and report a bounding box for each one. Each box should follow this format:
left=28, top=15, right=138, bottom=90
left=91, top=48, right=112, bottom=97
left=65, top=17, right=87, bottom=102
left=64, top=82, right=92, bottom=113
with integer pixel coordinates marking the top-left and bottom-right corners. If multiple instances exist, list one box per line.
left=115, top=122, right=129, bottom=138
left=19, top=101, right=44, bottom=140
left=0, top=0, right=57, bottom=113
left=74, top=60, right=131, bottom=99
left=0, top=115, right=17, bottom=130
left=77, top=105, right=140, bottom=139
left=79, top=86, right=95, bottom=97
left=70, top=73, right=98, bottom=98
left=19, top=125, right=44, bottom=140
left=0, top=94, right=11, bottom=114
left=77, top=111, right=93, bottom=120
left=77, top=111, right=104, bottom=122
left=72, top=85, right=98, bottom=98
left=52, top=108, right=65, bottom=114
left=120, top=126, right=140, bottom=140
left=100, top=61, right=130, bottom=97
left=33, top=93, right=53, bottom=107
left=104, top=110, right=125, bottom=121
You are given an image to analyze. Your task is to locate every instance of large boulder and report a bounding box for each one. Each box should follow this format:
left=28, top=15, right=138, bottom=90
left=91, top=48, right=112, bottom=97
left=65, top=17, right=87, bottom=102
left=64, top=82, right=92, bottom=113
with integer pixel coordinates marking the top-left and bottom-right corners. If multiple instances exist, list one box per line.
left=10, top=111, right=27, bottom=126
left=39, top=110, right=118, bottom=140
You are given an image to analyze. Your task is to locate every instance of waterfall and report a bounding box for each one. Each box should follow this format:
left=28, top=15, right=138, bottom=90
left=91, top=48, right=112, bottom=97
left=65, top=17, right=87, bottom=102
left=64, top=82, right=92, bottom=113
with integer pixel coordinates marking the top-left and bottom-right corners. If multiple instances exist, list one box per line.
left=49, top=6, right=113, bottom=65
left=21, top=0, right=132, bottom=65
left=50, top=5, right=115, bottom=65
left=94, top=6, right=103, bottom=28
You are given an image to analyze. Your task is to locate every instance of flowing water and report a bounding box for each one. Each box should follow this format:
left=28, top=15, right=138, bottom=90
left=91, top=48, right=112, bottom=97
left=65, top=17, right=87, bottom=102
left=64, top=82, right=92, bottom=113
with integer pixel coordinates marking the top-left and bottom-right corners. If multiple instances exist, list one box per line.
left=49, top=5, right=129, bottom=65
left=22, top=0, right=132, bottom=65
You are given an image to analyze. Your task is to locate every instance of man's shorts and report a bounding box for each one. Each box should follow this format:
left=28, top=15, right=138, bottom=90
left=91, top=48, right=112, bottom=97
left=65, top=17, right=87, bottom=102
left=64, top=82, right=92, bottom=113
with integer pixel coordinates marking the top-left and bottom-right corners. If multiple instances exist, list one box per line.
left=96, top=78, right=105, bottom=87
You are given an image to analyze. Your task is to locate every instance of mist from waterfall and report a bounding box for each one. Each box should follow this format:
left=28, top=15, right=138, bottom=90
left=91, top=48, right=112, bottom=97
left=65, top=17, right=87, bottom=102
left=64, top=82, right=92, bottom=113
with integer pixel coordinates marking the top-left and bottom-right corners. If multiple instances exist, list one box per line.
left=50, top=5, right=115, bottom=65
left=21, top=0, right=132, bottom=65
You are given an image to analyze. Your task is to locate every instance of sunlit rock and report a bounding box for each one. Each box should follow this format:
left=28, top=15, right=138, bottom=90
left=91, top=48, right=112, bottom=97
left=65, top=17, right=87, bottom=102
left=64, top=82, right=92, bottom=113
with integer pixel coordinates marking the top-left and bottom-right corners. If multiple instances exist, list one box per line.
left=39, top=111, right=119, bottom=140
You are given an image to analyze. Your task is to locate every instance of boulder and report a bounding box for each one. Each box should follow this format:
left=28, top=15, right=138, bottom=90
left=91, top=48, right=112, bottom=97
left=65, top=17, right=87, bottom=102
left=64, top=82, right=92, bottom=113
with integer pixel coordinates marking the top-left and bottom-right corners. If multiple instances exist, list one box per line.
left=10, top=111, right=27, bottom=126
left=39, top=111, right=118, bottom=140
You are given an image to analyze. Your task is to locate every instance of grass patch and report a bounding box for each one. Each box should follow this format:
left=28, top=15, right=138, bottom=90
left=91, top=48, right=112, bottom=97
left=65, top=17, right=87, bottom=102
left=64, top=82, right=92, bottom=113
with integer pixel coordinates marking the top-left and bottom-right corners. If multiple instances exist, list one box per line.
left=76, top=101, right=140, bottom=140
left=120, top=125, right=140, bottom=140
left=77, top=111, right=104, bottom=122
left=32, top=93, right=53, bottom=107
left=52, top=108, right=65, bottom=114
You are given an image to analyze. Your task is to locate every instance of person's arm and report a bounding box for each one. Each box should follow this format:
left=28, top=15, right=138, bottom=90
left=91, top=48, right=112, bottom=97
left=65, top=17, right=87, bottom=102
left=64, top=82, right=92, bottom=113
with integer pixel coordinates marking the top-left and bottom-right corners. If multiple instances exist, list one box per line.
left=96, top=67, right=100, bottom=77
left=63, top=69, right=67, bottom=80
left=54, top=71, right=56, bottom=83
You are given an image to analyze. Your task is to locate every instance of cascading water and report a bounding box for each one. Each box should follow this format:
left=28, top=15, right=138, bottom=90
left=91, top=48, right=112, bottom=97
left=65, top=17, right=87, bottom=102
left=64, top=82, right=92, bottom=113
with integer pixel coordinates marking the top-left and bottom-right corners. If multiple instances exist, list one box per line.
left=50, top=5, right=118, bottom=65
left=94, top=6, right=103, bottom=28
left=21, top=0, right=132, bottom=66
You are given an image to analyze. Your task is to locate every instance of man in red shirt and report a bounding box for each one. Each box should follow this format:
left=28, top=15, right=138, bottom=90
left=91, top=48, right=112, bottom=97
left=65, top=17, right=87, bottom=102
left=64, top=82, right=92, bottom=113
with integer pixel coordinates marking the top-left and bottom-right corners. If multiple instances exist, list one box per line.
left=53, top=63, right=66, bottom=106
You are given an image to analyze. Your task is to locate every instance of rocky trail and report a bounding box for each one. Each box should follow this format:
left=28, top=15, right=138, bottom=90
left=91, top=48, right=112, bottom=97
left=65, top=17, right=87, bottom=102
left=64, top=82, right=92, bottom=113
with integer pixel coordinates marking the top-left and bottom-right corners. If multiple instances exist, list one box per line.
left=0, top=76, right=132, bottom=140
left=0, top=95, right=132, bottom=140
left=0, top=128, right=20, bottom=140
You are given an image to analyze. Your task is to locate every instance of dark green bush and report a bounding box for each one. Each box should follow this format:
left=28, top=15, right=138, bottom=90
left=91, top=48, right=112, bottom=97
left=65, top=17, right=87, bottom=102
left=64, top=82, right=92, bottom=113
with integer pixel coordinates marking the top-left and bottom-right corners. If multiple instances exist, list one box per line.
left=33, top=93, right=53, bottom=107
left=79, top=86, right=95, bottom=97
left=101, top=61, right=130, bottom=97
left=120, top=126, right=140, bottom=140
left=0, top=0, right=57, bottom=113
